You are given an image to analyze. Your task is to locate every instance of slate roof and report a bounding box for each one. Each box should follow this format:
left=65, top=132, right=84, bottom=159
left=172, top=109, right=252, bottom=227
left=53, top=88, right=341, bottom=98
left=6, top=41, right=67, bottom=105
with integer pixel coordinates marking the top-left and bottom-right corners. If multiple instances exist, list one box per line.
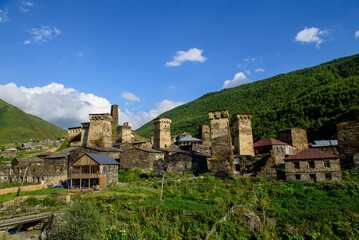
left=253, top=138, right=289, bottom=147
left=86, top=153, right=120, bottom=165
left=311, top=140, right=338, bottom=147
left=13, top=158, right=44, bottom=164
left=285, top=148, right=338, bottom=161
left=45, top=147, right=79, bottom=158
left=177, top=136, right=202, bottom=142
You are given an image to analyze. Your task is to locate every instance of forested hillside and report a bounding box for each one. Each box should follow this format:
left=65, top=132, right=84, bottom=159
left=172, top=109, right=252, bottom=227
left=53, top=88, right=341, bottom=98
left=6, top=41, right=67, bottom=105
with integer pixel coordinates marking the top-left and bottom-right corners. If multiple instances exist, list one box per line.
left=136, top=54, right=359, bottom=142
left=0, top=99, right=66, bottom=144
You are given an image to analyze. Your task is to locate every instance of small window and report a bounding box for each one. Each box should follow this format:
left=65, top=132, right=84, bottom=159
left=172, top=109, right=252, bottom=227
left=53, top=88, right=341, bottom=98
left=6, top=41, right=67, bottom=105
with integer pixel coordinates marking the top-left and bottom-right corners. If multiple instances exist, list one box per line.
left=280, top=147, right=283, bottom=152
left=275, top=147, right=279, bottom=152
left=325, top=173, right=332, bottom=180
left=310, top=174, right=317, bottom=182
left=295, top=174, right=301, bottom=180
left=323, top=160, right=330, bottom=168
left=309, top=161, right=315, bottom=168
left=294, top=162, right=300, bottom=169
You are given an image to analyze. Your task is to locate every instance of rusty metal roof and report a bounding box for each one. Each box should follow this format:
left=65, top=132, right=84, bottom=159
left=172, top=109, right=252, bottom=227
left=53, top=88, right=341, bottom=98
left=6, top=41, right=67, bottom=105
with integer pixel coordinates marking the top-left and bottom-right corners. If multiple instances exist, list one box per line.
left=285, top=148, right=338, bottom=160
left=253, top=138, right=289, bottom=147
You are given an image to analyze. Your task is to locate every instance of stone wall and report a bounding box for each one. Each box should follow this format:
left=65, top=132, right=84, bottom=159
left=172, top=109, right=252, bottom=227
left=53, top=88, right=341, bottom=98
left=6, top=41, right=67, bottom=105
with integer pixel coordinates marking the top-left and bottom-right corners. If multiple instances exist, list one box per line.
left=111, top=104, right=119, bottom=125
left=285, top=158, right=341, bottom=182
left=277, top=128, right=308, bottom=153
left=119, top=148, right=164, bottom=171
left=208, top=110, right=233, bottom=178
left=199, top=125, right=211, bottom=147
left=81, top=122, right=90, bottom=147
left=67, top=127, right=81, bottom=147
left=0, top=184, right=47, bottom=195
left=87, top=114, right=113, bottom=148
left=153, top=118, right=172, bottom=149
left=104, top=165, right=118, bottom=186
left=116, top=123, right=132, bottom=143
left=337, top=118, right=359, bottom=169
left=232, top=114, right=254, bottom=156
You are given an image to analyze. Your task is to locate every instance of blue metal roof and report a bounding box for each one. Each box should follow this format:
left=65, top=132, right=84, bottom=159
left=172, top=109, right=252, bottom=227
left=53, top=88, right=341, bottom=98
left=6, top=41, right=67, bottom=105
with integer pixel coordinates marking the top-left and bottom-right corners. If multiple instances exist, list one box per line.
left=311, top=140, right=338, bottom=147
left=177, top=136, right=202, bottom=142
left=86, top=153, right=119, bottom=165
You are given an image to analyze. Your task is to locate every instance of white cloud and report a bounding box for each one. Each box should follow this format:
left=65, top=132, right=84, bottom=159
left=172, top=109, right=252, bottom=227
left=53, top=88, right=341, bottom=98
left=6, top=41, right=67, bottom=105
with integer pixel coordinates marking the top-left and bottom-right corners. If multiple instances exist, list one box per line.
left=119, top=99, right=184, bottom=129
left=255, top=68, right=265, bottom=73
left=121, top=91, right=140, bottom=102
left=244, top=57, right=256, bottom=63
left=245, top=70, right=251, bottom=75
left=0, top=83, right=185, bottom=130
left=222, top=72, right=251, bottom=89
left=295, top=27, right=327, bottom=47
left=77, top=52, right=83, bottom=57
left=0, top=83, right=111, bottom=128
left=22, top=1, right=33, bottom=6
left=166, top=48, right=207, bottom=67
left=24, top=26, right=61, bottom=45
left=355, top=30, right=359, bottom=38
left=20, top=1, right=33, bottom=12
left=0, top=8, right=9, bottom=23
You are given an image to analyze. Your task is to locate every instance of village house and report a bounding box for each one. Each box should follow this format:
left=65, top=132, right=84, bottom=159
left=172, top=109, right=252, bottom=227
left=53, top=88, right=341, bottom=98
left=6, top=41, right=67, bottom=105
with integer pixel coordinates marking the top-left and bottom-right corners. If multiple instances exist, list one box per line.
left=309, top=140, right=339, bottom=155
left=1, top=148, right=18, bottom=158
left=69, top=153, right=119, bottom=189
left=284, top=148, right=341, bottom=183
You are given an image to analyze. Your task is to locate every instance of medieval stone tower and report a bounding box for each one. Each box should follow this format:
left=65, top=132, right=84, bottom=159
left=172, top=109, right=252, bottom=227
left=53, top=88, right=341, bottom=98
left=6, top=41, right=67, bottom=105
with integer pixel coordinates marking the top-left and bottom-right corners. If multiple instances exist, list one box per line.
left=199, top=125, right=211, bottom=147
left=87, top=113, right=113, bottom=148
left=208, top=110, right=233, bottom=178
left=153, top=117, right=172, bottom=149
left=232, top=114, right=255, bottom=156
left=110, top=105, right=119, bottom=125
left=277, top=128, right=308, bottom=153
left=80, top=122, right=90, bottom=147
left=116, top=122, right=132, bottom=143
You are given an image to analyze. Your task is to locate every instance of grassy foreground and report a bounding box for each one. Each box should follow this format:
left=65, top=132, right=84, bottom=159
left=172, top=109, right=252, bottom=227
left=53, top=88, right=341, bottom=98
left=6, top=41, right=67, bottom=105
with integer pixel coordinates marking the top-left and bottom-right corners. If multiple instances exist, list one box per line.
left=47, top=170, right=359, bottom=239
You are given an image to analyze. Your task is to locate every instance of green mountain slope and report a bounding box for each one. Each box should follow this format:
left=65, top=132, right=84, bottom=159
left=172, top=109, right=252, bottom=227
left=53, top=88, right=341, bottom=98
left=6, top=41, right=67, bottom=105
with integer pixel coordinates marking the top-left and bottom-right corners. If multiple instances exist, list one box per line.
left=136, top=54, right=359, bottom=142
left=0, top=99, right=66, bottom=144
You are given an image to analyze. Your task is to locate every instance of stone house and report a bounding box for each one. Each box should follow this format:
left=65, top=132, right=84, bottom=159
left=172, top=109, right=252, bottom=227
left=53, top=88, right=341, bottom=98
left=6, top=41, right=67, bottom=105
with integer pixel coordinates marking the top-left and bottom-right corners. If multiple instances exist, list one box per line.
left=309, top=140, right=339, bottom=155
left=1, top=148, right=18, bottom=158
left=69, top=153, right=119, bottom=189
left=119, top=148, right=165, bottom=171
left=284, top=148, right=341, bottom=183
left=253, top=138, right=293, bottom=164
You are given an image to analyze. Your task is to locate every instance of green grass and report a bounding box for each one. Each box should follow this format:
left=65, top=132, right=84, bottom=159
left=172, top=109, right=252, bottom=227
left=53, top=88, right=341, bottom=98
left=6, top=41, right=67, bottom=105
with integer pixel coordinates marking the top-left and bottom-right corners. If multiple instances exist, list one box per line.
left=0, top=187, right=65, bottom=204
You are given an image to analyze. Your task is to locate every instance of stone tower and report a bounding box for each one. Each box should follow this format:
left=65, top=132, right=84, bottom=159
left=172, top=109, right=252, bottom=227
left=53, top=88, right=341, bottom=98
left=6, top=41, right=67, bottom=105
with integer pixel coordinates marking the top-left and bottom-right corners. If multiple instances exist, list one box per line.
left=208, top=110, right=233, bottom=178
left=87, top=113, right=113, bottom=148
left=277, top=128, right=308, bottom=153
left=80, top=122, right=90, bottom=147
left=116, top=122, right=132, bottom=143
left=232, top=114, right=254, bottom=156
left=110, top=105, right=119, bottom=125
left=153, top=118, right=172, bottom=149
left=199, top=125, right=211, bottom=147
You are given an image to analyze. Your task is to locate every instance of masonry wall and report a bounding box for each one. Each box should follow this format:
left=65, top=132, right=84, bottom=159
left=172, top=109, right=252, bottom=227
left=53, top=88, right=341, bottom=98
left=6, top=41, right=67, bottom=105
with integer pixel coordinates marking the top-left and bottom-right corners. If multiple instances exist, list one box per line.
left=68, top=127, right=82, bottom=147
left=153, top=118, right=172, bottom=149
left=209, top=110, right=233, bottom=178
left=116, top=124, right=132, bottom=143
left=119, top=149, right=164, bottom=171
left=285, top=158, right=341, bottom=182
left=104, top=165, right=118, bottom=186
left=111, top=105, right=119, bottom=125
left=232, top=114, right=254, bottom=156
left=81, top=122, right=90, bottom=147
left=277, top=128, right=308, bottom=153
left=87, top=114, right=113, bottom=148
left=337, top=118, right=359, bottom=169
left=199, top=125, right=211, bottom=147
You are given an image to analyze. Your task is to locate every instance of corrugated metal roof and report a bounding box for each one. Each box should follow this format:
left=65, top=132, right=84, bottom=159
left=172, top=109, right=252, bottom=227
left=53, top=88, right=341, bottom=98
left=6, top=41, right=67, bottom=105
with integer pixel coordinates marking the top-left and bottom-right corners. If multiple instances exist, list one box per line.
left=177, top=136, right=202, bottom=142
left=253, top=138, right=289, bottom=147
left=311, top=140, right=338, bottom=147
left=86, top=153, right=119, bottom=165
left=285, top=148, right=338, bottom=160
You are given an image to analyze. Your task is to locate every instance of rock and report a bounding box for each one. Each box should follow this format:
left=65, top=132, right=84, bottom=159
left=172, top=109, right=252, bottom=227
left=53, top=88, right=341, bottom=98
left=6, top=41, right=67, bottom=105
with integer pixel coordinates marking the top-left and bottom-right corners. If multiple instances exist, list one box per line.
left=40, top=213, right=60, bottom=240
left=241, top=211, right=262, bottom=230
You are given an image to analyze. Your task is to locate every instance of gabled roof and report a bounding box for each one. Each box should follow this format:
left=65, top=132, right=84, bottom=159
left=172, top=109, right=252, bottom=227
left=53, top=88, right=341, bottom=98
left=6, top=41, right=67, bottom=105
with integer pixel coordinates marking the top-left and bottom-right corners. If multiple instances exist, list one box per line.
left=86, top=153, right=119, bottom=165
left=285, top=148, right=338, bottom=161
left=311, top=140, right=338, bottom=147
left=253, top=138, right=289, bottom=147
left=45, top=147, right=78, bottom=158
left=177, top=136, right=202, bottom=142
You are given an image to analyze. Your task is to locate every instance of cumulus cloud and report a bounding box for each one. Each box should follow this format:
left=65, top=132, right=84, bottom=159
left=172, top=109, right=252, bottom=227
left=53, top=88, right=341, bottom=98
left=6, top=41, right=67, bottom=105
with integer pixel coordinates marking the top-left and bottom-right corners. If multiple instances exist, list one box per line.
left=0, top=83, right=111, bottom=128
left=24, top=26, right=61, bottom=45
left=355, top=30, right=359, bottom=38
left=0, top=82, right=184, bottom=130
left=0, top=8, right=9, bottom=23
left=255, top=68, right=265, bottom=73
left=121, top=91, right=140, bottom=102
left=166, top=48, right=207, bottom=67
left=222, top=72, right=251, bottom=89
left=119, top=99, right=184, bottom=129
left=295, top=27, right=327, bottom=47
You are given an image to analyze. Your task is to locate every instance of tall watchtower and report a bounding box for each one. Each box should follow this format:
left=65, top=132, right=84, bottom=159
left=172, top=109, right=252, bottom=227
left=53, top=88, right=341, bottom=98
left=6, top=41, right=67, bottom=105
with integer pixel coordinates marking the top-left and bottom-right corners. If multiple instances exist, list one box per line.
left=110, top=105, right=119, bottom=125
left=87, top=113, right=113, bottom=148
left=277, top=128, right=308, bottom=153
left=153, top=118, right=172, bottom=149
left=232, top=114, right=254, bottom=156
left=116, top=122, right=132, bottom=143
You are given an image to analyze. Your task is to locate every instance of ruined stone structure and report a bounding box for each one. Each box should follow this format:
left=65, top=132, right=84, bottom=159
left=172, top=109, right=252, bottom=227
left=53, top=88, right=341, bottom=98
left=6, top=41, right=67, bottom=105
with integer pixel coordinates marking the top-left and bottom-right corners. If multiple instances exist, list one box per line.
left=285, top=149, right=341, bottom=182
left=110, top=104, right=119, bottom=125
left=277, top=128, right=308, bottom=153
left=199, top=125, right=211, bottom=147
left=67, top=127, right=82, bottom=147
left=208, top=110, right=233, bottom=178
left=80, top=122, right=90, bottom=147
left=119, top=148, right=164, bottom=171
left=232, top=114, right=255, bottom=156
left=116, top=122, right=132, bottom=143
left=337, top=118, right=359, bottom=169
left=87, top=113, right=113, bottom=148
left=153, top=117, right=172, bottom=149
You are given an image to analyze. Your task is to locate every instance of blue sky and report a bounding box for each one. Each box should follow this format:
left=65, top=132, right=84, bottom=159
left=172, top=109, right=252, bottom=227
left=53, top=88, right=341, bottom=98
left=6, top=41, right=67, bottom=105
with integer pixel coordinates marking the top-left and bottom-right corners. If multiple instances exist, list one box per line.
left=0, top=0, right=358, bottom=129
